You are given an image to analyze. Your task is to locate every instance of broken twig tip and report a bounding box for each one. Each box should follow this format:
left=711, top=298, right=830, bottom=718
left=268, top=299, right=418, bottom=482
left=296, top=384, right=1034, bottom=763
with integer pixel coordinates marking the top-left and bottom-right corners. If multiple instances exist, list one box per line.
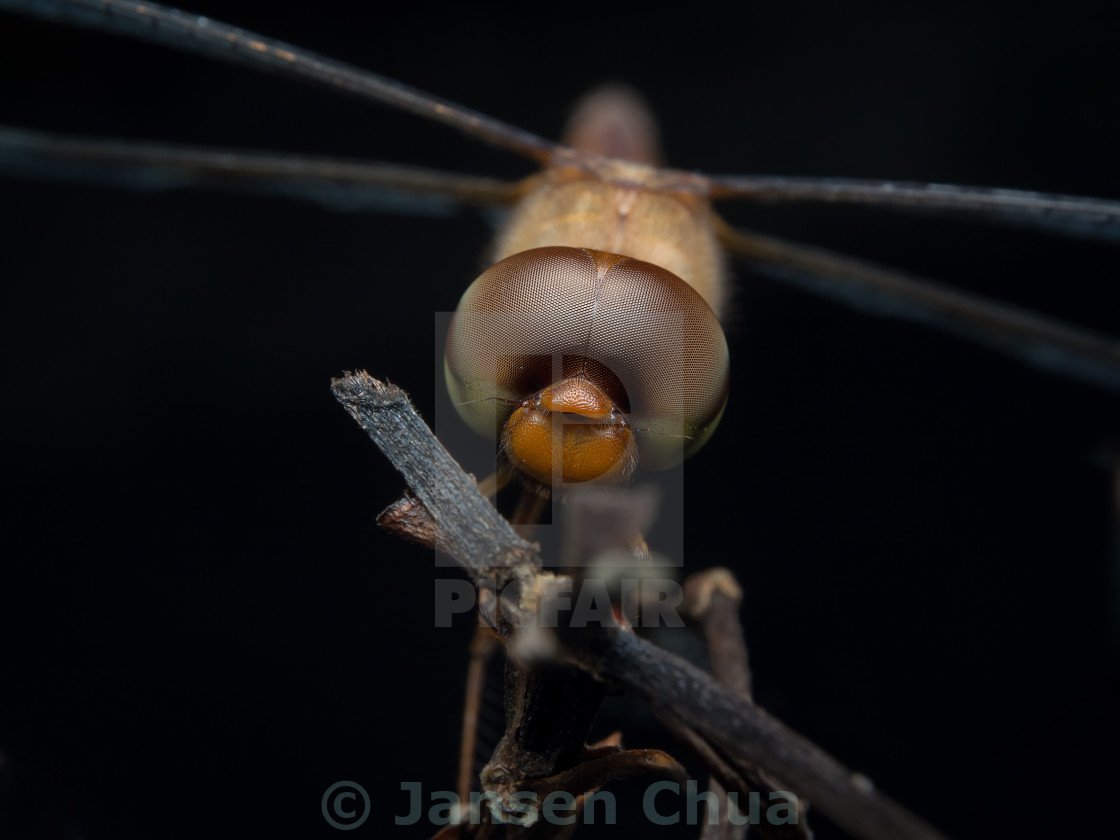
left=330, top=370, right=405, bottom=408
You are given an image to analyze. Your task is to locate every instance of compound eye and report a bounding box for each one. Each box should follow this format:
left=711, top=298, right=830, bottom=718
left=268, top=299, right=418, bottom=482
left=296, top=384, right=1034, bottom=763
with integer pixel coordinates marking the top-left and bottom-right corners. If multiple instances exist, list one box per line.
left=444, top=246, right=729, bottom=482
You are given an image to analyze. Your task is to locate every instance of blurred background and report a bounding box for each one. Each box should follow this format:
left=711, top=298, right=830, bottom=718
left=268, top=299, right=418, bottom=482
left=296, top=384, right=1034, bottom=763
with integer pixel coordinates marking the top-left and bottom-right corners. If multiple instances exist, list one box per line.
left=1, top=1, right=1119, bottom=837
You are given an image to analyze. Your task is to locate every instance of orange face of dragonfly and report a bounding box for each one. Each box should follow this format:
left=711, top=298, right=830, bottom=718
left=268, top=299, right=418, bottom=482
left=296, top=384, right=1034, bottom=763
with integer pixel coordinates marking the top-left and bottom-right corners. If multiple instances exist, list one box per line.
left=444, top=245, right=730, bottom=488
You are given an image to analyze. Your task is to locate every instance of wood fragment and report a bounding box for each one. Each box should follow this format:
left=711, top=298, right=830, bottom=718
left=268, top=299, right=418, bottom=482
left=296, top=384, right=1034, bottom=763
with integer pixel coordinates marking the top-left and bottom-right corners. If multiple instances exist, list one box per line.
left=335, top=374, right=951, bottom=840
left=332, top=371, right=539, bottom=584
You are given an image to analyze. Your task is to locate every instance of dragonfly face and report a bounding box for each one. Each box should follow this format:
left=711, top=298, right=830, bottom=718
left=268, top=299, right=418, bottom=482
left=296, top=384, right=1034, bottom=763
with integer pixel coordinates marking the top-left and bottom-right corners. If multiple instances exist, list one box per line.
left=2, top=2, right=1119, bottom=837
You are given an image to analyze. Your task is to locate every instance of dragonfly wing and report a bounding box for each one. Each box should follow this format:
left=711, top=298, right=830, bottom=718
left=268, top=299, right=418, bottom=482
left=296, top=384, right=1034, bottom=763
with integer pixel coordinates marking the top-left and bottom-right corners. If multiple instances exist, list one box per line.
left=0, top=126, right=526, bottom=215
left=714, top=213, right=1120, bottom=391
left=0, top=0, right=557, bottom=160
left=707, top=175, right=1120, bottom=244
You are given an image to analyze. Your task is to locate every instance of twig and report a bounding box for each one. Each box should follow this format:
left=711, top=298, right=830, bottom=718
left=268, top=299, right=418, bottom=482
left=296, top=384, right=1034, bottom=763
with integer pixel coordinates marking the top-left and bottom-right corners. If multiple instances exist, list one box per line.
left=331, top=371, right=538, bottom=583
left=684, top=568, right=751, bottom=697
left=684, top=570, right=753, bottom=840
left=682, top=569, right=811, bottom=840
left=571, top=629, right=948, bottom=840
left=333, top=373, right=950, bottom=840
left=458, top=628, right=499, bottom=803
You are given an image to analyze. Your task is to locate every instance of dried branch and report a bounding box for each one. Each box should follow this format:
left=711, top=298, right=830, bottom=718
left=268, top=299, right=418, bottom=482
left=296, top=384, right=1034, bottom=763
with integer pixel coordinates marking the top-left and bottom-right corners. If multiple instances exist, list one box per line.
left=671, top=570, right=813, bottom=840
left=331, top=371, right=538, bottom=584
left=569, top=629, right=947, bottom=840
left=684, top=568, right=752, bottom=697
left=685, top=570, right=760, bottom=840
left=333, top=373, right=951, bottom=840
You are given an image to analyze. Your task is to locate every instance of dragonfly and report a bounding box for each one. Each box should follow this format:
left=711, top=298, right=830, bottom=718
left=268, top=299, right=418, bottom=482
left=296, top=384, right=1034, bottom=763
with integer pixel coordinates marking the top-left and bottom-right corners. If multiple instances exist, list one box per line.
left=2, top=1, right=1119, bottom=838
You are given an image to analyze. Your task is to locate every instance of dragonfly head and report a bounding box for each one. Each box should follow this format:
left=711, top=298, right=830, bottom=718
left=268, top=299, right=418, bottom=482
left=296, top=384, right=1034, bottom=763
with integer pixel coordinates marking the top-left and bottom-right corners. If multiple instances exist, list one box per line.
left=445, top=246, right=728, bottom=490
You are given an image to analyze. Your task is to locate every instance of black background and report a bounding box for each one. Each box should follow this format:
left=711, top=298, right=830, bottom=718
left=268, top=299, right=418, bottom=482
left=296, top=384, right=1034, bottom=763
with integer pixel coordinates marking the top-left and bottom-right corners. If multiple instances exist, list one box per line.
left=2, top=1, right=1120, bottom=838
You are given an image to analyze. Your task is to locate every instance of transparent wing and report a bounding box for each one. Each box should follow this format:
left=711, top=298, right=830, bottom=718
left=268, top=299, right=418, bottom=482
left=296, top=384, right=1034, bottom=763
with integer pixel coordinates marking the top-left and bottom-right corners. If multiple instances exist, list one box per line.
left=714, top=214, right=1120, bottom=391
left=707, top=175, right=1120, bottom=243
left=0, top=126, right=525, bottom=214
left=0, top=0, right=557, bottom=160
